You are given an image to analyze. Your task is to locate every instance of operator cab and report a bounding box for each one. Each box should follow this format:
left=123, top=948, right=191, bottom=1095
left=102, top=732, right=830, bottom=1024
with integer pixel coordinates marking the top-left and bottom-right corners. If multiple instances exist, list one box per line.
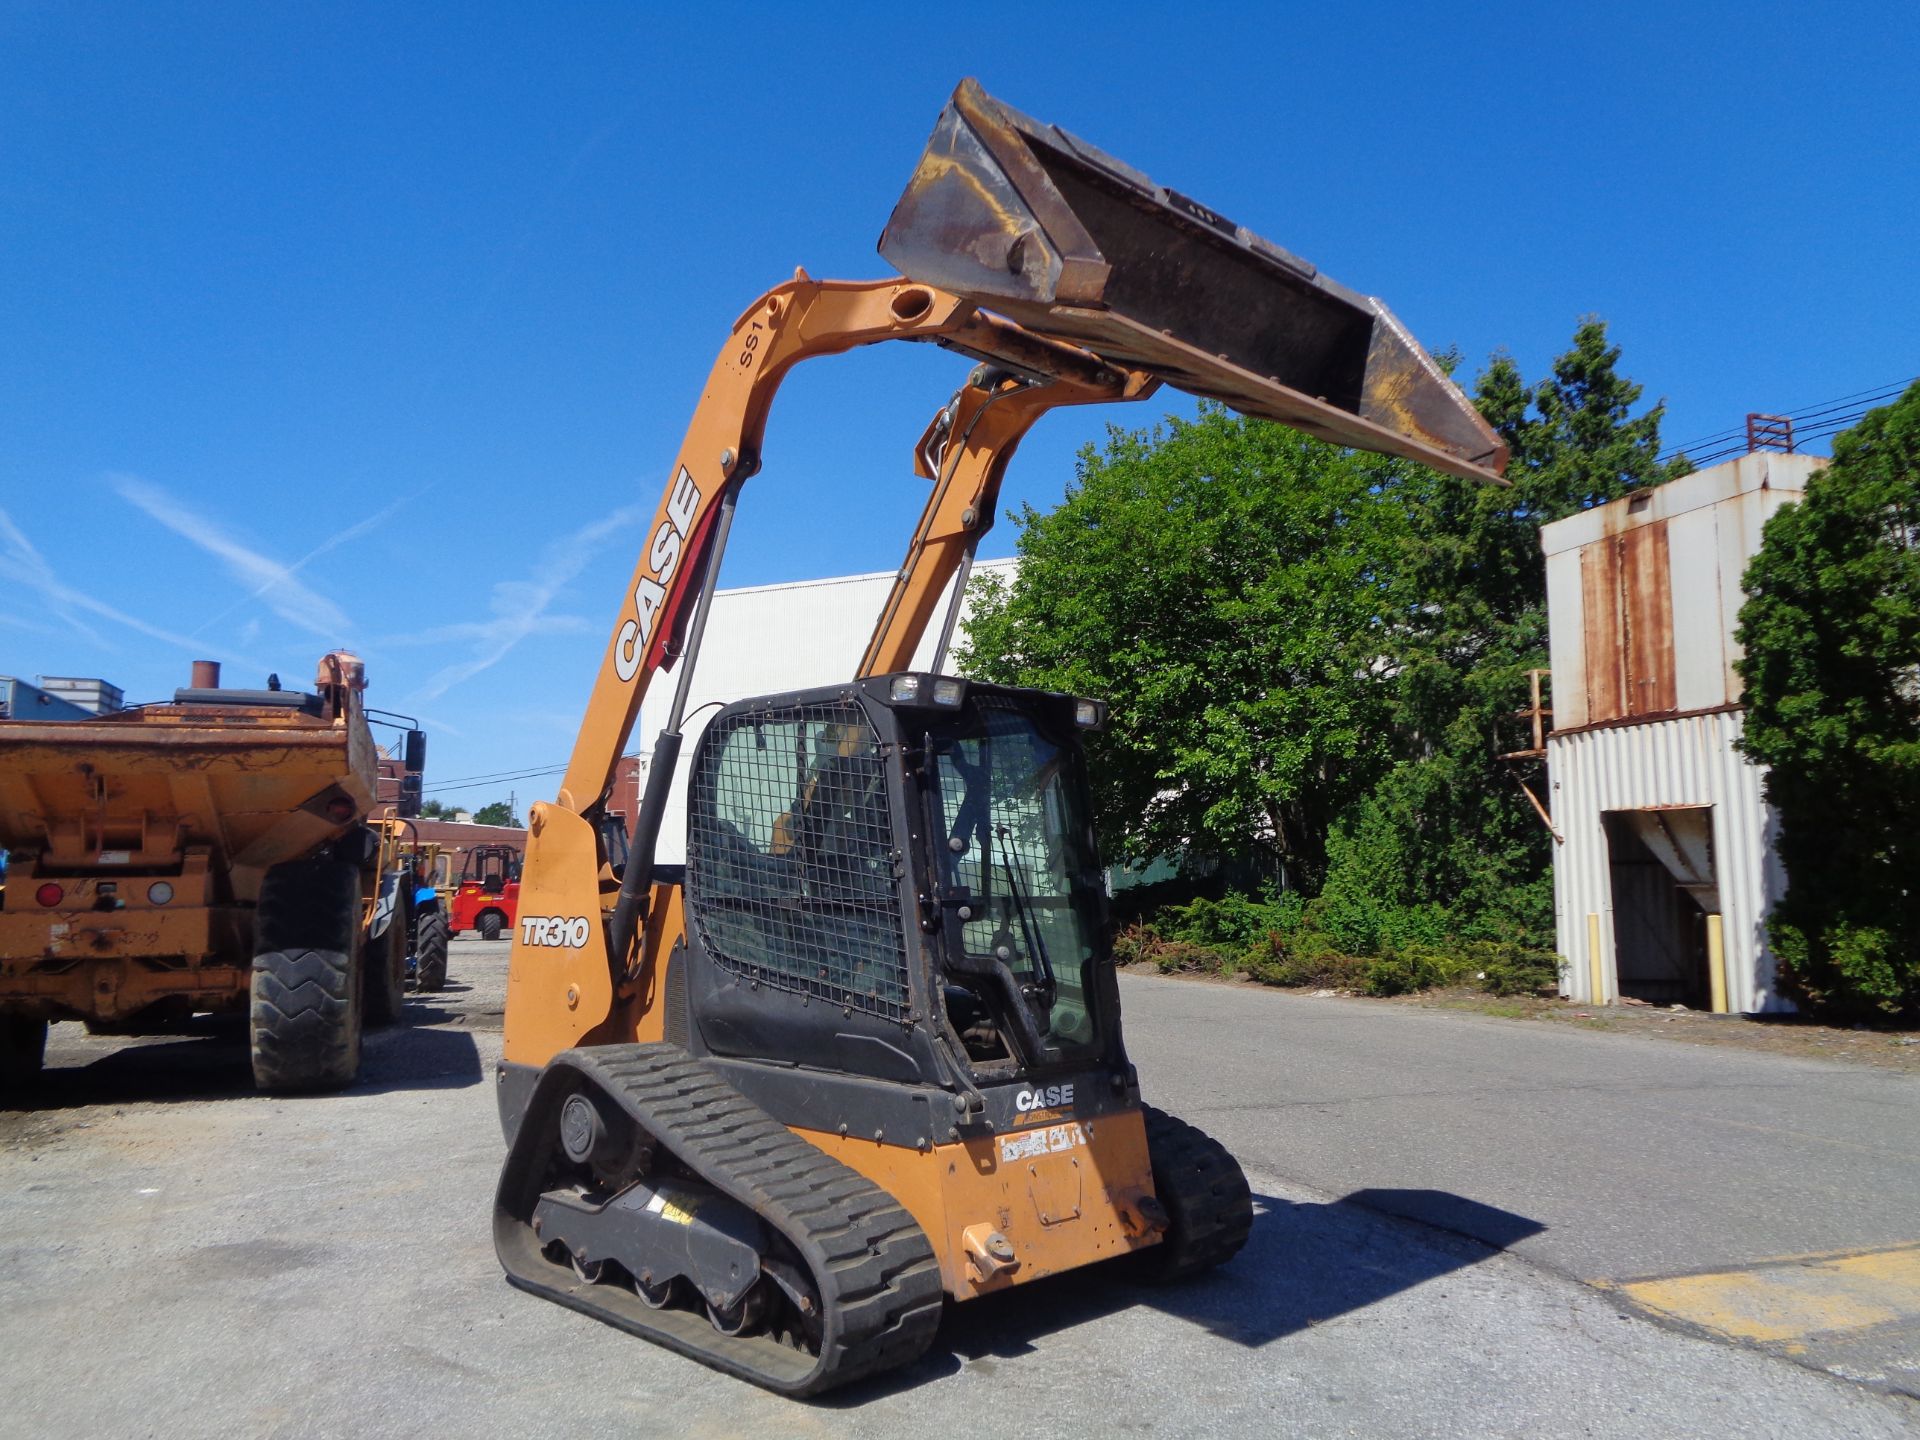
left=676, top=673, right=1126, bottom=1129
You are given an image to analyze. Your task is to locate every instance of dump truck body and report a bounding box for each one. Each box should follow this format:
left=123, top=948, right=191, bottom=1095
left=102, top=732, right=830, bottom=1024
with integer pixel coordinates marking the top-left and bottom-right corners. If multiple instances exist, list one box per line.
left=0, top=654, right=404, bottom=1089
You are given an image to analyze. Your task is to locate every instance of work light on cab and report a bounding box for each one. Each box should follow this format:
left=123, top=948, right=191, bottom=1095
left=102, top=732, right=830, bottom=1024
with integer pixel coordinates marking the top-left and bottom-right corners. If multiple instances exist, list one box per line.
left=887, top=674, right=966, bottom=707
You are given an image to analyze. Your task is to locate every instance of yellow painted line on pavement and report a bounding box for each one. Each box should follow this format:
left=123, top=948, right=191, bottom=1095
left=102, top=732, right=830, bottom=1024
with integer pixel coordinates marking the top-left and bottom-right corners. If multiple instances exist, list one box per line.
left=1611, top=1242, right=1920, bottom=1344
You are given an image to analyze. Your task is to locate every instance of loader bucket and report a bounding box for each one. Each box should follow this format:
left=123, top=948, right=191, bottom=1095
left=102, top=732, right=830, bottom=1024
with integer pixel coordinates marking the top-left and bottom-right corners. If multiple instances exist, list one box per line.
left=880, top=80, right=1508, bottom=484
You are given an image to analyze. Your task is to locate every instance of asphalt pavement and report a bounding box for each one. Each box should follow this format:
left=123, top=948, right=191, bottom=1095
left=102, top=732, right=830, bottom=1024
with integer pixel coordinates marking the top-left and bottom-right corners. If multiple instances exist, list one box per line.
left=1119, top=971, right=1920, bottom=1392
left=0, top=943, right=1914, bottom=1438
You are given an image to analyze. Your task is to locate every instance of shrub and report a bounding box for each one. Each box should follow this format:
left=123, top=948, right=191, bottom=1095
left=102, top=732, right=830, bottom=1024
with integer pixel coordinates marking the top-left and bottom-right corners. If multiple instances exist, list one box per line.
left=1111, top=923, right=1235, bottom=976
left=1123, top=893, right=1568, bottom=1001
left=1239, top=927, right=1368, bottom=990
left=1158, top=891, right=1300, bottom=952
left=1469, top=942, right=1563, bottom=997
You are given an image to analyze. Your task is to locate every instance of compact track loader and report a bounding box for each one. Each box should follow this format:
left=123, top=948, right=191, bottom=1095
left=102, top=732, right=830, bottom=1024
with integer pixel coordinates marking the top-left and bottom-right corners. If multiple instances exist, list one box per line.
left=494, top=80, right=1507, bottom=1395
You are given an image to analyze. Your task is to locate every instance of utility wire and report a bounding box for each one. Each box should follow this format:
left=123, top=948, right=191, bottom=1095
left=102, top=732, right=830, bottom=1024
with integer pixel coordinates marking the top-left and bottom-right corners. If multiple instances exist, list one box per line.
left=421, top=748, right=648, bottom=796
left=423, top=765, right=568, bottom=796
left=1662, top=377, right=1916, bottom=452
left=1660, top=375, right=1918, bottom=464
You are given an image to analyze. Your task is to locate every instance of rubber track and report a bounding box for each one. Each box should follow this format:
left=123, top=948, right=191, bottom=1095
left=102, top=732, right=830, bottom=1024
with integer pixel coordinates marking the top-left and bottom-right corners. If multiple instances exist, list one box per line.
left=251, top=947, right=358, bottom=1091
left=496, top=1043, right=943, bottom=1396
left=1138, top=1104, right=1253, bottom=1281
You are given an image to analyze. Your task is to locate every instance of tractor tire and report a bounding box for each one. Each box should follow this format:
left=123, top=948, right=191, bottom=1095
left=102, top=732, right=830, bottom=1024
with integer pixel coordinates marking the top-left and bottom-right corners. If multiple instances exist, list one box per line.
left=415, top=911, right=450, bottom=992
left=1, top=1015, right=48, bottom=1088
left=250, top=855, right=364, bottom=1093
left=478, top=911, right=504, bottom=942
left=364, top=896, right=407, bottom=1029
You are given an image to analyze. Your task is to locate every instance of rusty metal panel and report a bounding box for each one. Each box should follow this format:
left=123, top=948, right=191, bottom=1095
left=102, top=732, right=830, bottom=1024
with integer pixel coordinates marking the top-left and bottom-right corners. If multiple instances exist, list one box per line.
left=1578, top=518, right=1677, bottom=725
left=1547, top=710, right=1788, bottom=1013
left=1620, top=521, right=1677, bottom=717
left=1580, top=538, right=1624, bottom=725
left=880, top=80, right=1508, bottom=485
left=1545, top=453, right=1827, bottom=726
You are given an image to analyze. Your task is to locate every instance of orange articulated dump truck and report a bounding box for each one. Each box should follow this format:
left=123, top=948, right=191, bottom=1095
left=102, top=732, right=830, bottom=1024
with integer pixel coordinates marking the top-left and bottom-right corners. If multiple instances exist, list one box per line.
left=490, top=80, right=1508, bottom=1394
left=0, top=654, right=426, bottom=1093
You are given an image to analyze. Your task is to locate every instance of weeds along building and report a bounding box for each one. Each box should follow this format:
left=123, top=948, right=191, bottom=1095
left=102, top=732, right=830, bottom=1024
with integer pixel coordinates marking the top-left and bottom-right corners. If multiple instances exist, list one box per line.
left=1541, top=451, right=1822, bottom=1013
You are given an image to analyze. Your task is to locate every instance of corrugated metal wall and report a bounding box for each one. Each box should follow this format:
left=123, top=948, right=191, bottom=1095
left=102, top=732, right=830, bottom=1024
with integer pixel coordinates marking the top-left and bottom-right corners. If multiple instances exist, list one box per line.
left=1547, top=710, right=1788, bottom=1012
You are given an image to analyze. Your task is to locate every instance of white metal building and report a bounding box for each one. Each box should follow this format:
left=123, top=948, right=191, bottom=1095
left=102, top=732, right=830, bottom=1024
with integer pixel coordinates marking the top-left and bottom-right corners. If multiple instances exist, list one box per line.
left=633, top=558, right=1017, bottom=862
left=1542, top=451, right=1821, bottom=1012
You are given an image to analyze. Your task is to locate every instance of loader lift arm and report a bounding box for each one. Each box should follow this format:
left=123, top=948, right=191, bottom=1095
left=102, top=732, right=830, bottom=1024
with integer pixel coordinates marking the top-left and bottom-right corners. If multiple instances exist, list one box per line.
left=558, top=282, right=1150, bottom=823
left=517, top=276, right=1159, bottom=1056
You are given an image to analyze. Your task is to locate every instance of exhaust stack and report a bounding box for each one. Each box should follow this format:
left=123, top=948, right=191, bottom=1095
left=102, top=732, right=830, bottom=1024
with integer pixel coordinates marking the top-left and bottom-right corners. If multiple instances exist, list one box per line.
left=880, top=80, right=1507, bottom=484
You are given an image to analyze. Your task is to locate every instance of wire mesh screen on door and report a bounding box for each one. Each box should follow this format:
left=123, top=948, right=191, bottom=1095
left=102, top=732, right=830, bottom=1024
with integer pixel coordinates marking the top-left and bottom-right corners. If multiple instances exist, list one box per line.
left=685, top=703, right=910, bottom=1020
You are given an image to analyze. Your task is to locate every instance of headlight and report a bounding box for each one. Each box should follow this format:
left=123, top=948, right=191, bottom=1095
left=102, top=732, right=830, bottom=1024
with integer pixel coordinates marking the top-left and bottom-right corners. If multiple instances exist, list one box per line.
left=1074, top=698, right=1106, bottom=729
left=889, top=675, right=924, bottom=704
left=148, top=881, right=174, bottom=905
left=932, top=678, right=965, bottom=706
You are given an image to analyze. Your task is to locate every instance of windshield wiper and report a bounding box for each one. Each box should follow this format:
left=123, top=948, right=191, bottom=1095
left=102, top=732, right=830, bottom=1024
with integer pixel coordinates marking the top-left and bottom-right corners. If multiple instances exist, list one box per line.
left=996, top=823, right=1057, bottom=1009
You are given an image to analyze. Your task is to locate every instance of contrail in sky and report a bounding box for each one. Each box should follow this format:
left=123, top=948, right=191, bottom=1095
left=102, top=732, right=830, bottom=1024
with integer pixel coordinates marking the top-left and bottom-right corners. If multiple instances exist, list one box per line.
left=404, top=499, right=647, bottom=704
left=186, top=486, right=429, bottom=639
left=0, top=506, right=256, bottom=664
left=114, top=475, right=354, bottom=640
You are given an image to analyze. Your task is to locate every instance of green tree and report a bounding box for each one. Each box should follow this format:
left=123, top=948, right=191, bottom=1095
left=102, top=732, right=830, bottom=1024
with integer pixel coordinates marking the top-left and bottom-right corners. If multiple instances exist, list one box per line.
left=417, top=799, right=453, bottom=820
left=472, top=800, right=519, bottom=827
left=1320, top=320, right=1687, bottom=945
left=1736, top=381, right=1920, bottom=1016
left=959, top=404, right=1411, bottom=887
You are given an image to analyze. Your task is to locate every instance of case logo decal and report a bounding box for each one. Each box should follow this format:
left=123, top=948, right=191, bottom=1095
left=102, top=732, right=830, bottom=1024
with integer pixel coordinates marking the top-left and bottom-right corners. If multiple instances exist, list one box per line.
left=613, top=466, right=703, bottom=682
left=1014, top=1082, right=1074, bottom=1115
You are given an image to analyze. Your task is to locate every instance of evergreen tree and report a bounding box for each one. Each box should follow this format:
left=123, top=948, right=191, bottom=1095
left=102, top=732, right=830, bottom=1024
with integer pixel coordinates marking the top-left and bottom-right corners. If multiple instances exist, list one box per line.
left=1321, top=320, right=1687, bottom=945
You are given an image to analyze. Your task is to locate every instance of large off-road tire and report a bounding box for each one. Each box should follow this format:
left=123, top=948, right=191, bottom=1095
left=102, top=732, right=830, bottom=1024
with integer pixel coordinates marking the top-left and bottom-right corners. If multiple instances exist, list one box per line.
left=1, top=1015, right=48, bottom=1087
left=477, top=910, right=504, bottom=942
left=250, top=856, right=364, bottom=1093
left=415, top=910, right=450, bottom=992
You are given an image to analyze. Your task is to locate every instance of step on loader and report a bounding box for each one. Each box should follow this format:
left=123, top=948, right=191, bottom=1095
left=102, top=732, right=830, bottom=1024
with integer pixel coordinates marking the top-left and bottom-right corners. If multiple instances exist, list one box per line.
left=493, top=80, right=1506, bottom=1395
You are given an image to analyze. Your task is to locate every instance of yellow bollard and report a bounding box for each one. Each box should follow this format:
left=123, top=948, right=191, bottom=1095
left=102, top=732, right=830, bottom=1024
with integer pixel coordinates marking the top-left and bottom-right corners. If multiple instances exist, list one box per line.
left=1707, top=913, right=1728, bottom=1014
left=1586, top=913, right=1605, bottom=1005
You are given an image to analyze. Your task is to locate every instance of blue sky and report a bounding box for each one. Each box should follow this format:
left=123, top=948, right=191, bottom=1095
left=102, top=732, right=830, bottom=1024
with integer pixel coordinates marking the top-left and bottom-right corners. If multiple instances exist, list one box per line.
left=3, top=2, right=1916, bottom=802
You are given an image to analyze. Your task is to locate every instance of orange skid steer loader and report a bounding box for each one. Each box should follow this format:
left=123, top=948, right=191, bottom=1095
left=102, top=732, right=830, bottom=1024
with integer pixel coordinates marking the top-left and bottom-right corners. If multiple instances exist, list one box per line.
left=492, top=80, right=1506, bottom=1394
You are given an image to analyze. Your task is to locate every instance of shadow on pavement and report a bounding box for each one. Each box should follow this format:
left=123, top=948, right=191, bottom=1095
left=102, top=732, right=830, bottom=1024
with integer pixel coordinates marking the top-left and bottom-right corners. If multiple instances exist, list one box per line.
left=4, top=1004, right=483, bottom=1111
left=831, top=1188, right=1545, bottom=1403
